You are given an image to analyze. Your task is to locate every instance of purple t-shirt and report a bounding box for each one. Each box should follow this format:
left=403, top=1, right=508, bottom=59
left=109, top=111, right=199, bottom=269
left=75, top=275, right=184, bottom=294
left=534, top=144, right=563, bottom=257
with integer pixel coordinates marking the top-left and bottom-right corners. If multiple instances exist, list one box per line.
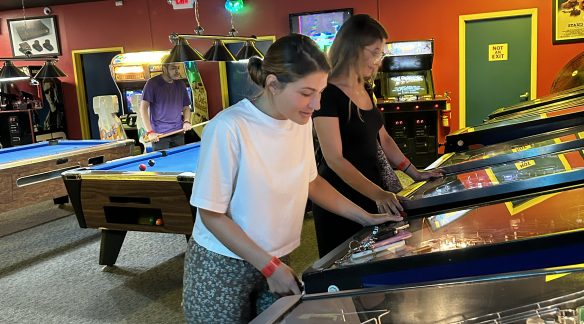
left=142, top=74, right=191, bottom=134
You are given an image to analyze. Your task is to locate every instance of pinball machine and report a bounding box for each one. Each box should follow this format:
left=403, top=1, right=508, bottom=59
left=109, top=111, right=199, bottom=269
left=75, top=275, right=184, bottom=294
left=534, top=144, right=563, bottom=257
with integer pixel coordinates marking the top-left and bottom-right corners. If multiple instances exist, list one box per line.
left=428, top=124, right=584, bottom=174
left=302, top=144, right=584, bottom=294
left=375, top=39, right=447, bottom=168
left=255, top=267, right=584, bottom=323
left=445, top=95, right=584, bottom=153
left=486, top=85, right=584, bottom=120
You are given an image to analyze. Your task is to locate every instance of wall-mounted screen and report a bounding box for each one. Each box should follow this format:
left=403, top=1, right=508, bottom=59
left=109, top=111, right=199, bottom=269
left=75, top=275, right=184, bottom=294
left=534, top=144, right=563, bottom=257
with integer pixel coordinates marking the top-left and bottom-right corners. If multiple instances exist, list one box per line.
left=289, top=8, right=352, bottom=52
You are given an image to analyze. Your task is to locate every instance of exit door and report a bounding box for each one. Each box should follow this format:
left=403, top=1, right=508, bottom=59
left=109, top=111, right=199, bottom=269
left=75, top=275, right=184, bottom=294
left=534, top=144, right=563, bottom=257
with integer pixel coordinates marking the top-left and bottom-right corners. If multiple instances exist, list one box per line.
left=459, top=9, right=537, bottom=127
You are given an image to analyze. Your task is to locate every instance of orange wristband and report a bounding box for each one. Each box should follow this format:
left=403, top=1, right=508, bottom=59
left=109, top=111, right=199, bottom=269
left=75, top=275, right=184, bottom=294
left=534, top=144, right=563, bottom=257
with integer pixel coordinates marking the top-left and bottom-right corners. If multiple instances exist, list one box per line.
left=261, top=256, right=281, bottom=278
left=397, top=158, right=410, bottom=171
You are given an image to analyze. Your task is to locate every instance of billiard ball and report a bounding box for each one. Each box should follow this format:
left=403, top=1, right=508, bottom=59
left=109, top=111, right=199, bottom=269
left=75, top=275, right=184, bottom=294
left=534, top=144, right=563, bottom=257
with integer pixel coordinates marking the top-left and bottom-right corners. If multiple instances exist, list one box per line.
left=139, top=163, right=147, bottom=171
left=155, top=218, right=163, bottom=226
left=148, top=159, right=155, bottom=167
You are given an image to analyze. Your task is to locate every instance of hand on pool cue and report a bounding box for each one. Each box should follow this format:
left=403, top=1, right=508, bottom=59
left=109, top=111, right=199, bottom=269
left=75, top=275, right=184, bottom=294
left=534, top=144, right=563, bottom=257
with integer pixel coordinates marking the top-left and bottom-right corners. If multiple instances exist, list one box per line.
left=145, top=120, right=210, bottom=143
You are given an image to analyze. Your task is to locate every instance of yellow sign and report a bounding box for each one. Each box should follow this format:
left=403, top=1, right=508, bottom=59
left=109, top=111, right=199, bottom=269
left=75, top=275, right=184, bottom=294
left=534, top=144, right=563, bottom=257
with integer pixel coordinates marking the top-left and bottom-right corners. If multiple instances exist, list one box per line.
left=515, top=160, right=535, bottom=170
left=511, top=144, right=533, bottom=153
left=488, top=43, right=508, bottom=61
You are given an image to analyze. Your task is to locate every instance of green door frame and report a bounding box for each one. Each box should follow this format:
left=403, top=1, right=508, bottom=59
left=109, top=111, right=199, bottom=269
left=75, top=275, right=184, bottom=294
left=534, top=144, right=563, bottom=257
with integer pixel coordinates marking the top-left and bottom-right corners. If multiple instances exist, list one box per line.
left=459, top=9, right=538, bottom=129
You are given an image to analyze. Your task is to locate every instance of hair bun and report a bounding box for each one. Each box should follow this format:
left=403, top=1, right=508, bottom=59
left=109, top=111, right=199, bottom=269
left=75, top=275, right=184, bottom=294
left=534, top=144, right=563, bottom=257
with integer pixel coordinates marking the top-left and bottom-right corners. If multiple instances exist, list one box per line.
left=247, top=56, right=265, bottom=86
left=248, top=56, right=263, bottom=67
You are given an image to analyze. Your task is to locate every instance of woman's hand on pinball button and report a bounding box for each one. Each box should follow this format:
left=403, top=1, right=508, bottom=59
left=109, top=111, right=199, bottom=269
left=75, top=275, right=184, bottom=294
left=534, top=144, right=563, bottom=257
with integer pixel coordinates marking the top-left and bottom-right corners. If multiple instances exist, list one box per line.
left=374, top=191, right=403, bottom=217
left=411, top=168, right=444, bottom=182
left=267, top=263, right=302, bottom=296
left=361, top=211, right=403, bottom=226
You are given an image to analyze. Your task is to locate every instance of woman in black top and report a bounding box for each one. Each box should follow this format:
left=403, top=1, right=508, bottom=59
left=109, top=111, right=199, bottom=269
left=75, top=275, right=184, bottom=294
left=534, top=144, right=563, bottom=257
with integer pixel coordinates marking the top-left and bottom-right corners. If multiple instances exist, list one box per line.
left=312, top=14, right=442, bottom=257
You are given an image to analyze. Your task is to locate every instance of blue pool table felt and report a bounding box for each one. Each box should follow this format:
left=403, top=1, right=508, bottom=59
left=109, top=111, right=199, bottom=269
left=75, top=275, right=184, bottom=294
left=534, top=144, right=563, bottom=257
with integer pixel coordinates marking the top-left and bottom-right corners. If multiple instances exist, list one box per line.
left=91, top=142, right=201, bottom=173
left=0, top=140, right=114, bottom=164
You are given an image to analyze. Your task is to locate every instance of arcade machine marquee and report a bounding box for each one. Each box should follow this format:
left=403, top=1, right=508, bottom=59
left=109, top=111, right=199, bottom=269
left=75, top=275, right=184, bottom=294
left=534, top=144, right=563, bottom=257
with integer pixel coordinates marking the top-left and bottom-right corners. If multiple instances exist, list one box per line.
left=376, top=39, right=447, bottom=168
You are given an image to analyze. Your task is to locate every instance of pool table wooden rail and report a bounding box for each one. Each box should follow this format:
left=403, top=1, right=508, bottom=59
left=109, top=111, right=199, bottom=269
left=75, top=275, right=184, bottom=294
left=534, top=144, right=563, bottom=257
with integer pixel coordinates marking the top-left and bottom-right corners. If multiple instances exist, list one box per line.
left=0, top=139, right=135, bottom=213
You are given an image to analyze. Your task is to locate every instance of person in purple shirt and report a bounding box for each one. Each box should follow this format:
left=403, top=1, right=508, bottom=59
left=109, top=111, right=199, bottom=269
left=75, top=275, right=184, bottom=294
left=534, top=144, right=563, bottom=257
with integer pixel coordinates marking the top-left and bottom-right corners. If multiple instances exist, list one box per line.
left=139, top=60, right=192, bottom=151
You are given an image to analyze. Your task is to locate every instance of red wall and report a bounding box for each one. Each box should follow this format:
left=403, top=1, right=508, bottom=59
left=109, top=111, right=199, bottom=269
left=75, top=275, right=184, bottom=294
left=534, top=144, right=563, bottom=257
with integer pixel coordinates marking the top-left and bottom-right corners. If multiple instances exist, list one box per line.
left=379, top=0, right=583, bottom=131
left=0, top=0, right=582, bottom=139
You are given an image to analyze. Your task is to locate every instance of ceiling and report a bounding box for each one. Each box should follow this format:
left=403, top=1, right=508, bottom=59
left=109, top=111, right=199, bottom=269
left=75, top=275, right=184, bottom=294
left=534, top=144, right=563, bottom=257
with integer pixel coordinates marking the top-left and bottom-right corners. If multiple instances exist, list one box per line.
left=0, top=0, right=105, bottom=12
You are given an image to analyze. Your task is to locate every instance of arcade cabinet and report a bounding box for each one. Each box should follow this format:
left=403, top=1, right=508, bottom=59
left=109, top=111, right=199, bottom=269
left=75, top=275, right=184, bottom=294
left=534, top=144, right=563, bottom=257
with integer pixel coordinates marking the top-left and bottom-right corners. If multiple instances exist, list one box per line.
left=110, top=51, right=169, bottom=150
left=109, top=52, right=207, bottom=150
left=375, top=39, right=447, bottom=168
left=0, top=79, right=44, bottom=148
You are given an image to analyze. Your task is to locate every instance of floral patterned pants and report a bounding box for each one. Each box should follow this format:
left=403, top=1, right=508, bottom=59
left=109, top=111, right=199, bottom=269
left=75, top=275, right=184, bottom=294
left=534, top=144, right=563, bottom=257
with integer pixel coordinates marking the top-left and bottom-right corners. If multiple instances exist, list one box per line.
left=182, top=239, right=284, bottom=324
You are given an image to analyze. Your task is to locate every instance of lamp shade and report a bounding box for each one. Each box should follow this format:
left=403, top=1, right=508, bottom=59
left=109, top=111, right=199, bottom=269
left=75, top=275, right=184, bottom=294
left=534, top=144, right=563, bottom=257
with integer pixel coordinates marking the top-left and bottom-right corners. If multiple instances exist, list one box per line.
left=0, top=61, right=29, bottom=82
left=204, top=40, right=236, bottom=62
left=235, top=41, right=264, bottom=60
left=167, top=38, right=205, bottom=62
left=34, top=61, right=67, bottom=79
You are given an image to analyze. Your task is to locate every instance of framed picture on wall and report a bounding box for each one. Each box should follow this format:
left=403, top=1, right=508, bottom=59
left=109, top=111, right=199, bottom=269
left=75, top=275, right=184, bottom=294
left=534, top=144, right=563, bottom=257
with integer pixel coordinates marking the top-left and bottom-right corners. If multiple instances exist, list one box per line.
left=552, top=0, right=584, bottom=44
left=7, top=15, right=62, bottom=57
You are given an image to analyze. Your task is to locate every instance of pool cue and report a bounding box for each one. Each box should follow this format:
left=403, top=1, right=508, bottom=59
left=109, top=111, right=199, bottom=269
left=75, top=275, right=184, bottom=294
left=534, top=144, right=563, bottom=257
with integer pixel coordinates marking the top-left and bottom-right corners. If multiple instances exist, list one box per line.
left=144, top=120, right=210, bottom=142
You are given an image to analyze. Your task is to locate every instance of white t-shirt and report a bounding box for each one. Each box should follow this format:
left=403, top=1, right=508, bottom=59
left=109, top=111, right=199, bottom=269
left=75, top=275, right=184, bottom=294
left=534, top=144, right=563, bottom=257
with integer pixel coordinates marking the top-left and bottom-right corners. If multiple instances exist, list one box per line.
left=190, top=98, right=317, bottom=259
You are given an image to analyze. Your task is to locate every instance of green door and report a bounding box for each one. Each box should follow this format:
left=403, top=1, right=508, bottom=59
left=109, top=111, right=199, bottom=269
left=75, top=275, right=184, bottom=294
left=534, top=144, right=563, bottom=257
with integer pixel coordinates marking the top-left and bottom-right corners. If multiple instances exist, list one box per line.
left=460, top=9, right=537, bottom=127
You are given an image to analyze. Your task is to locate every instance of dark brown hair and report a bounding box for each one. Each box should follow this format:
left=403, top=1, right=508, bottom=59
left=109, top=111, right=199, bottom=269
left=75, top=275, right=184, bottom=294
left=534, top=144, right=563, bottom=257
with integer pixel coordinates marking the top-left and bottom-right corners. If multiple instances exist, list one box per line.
left=248, top=33, right=330, bottom=89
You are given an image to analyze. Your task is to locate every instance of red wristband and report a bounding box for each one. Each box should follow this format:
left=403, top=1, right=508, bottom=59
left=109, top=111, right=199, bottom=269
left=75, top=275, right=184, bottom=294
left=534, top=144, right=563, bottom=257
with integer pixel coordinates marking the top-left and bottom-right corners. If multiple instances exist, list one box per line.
left=397, top=158, right=410, bottom=171
left=261, top=256, right=281, bottom=278
left=146, top=130, right=155, bottom=135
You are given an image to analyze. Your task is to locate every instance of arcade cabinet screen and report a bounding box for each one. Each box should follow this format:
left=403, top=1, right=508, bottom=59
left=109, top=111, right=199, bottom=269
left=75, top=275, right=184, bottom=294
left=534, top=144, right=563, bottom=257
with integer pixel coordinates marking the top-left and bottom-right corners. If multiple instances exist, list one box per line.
left=388, top=72, right=429, bottom=97
left=289, top=8, right=352, bottom=51
left=124, top=89, right=142, bottom=113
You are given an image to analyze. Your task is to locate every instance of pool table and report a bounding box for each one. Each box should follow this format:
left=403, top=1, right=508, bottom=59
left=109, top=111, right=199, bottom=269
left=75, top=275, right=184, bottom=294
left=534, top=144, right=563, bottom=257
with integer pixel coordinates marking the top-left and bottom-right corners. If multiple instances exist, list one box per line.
left=0, top=139, right=135, bottom=213
left=62, top=142, right=201, bottom=266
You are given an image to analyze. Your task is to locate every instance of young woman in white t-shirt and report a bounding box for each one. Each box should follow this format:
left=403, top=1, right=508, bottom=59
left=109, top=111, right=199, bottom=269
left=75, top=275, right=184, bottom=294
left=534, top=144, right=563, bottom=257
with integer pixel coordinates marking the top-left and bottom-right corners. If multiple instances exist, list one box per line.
left=183, top=34, right=402, bottom=324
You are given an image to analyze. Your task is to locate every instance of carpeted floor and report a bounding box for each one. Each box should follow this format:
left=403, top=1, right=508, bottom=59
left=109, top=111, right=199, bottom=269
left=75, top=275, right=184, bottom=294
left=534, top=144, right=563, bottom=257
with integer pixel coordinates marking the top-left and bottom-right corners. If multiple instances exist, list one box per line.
left=0, top=200, right=74, bottom=238
left=0, top=206, right=319, bottom=324
left=0, top=172, right=410, bottom=323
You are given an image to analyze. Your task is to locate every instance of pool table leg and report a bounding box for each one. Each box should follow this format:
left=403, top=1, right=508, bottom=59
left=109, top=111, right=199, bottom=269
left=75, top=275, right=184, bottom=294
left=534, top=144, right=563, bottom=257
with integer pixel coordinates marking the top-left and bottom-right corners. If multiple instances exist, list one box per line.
left=99, top=230, right=127, bottom=266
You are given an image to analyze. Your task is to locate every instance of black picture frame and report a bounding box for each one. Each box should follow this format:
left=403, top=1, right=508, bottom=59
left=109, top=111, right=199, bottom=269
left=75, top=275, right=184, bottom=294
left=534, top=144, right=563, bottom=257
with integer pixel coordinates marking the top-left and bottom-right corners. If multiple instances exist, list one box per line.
left=7, top=15, right=62, bottom=57
left=552, top=0, right=584, bottom=44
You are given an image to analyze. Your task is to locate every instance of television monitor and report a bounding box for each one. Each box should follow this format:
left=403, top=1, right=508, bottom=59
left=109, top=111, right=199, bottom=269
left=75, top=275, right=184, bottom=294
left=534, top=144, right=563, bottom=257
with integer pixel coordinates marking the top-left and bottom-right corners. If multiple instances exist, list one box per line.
left=387, top=71, right=429, bottom=97
left=289, top=8, right=352, bottom=51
